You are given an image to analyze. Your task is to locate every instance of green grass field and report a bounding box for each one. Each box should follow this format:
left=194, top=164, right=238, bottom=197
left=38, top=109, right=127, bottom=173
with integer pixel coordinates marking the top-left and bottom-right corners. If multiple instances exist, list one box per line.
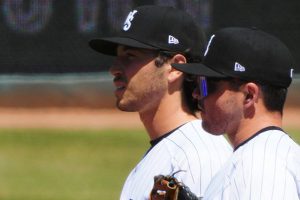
left=0, top=128, right=149, bottom=200
left=0, top=128, right=298, bottom=200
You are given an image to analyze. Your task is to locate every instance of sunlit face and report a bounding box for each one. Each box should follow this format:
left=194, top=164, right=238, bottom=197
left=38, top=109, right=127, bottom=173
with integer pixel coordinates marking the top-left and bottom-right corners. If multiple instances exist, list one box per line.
left=109, top=46, right=168, bottom=112
left=193, top=77, right=244, bottom=135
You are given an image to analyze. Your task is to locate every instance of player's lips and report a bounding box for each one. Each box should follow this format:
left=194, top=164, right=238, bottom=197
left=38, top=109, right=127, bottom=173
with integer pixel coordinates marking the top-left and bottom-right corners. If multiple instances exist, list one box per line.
left=113, top=76, right=127, bottom=95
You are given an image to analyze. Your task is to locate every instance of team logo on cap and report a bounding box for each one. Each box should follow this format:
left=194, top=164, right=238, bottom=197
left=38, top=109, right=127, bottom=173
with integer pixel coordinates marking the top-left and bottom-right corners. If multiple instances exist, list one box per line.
left=290, top=68, right=294, bottom=78
left=204, top=35, right=215, bottom=56
left=123, top=10, right=138, bottom=31
left=234, top=62, right=246, bottom=72
left=168, top=35, right=179, bottom=44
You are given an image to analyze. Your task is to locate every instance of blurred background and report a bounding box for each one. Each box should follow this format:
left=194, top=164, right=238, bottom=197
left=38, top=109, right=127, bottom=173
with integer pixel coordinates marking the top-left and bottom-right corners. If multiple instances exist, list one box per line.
left=0, top=0, right=299, bottom=199
left=0, top=0, right=299, bottom=109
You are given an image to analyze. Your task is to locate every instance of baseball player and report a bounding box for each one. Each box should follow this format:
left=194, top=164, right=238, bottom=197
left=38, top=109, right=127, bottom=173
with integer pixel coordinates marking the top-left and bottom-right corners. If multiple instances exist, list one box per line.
left=89, top=5, right=232, bottom=200
left=172, top=27, right=300, bottom=199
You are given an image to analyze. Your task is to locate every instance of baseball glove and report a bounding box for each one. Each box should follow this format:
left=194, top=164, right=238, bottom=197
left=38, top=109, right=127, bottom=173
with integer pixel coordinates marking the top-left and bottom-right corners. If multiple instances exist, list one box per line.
left=150, top=172, right=200, bottom=200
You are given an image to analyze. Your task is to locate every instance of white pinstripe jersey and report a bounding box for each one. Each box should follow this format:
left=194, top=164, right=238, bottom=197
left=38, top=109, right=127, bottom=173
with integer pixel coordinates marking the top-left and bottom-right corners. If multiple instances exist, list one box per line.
left=203, top=126, right=300, bottom=200
left=119, top=120, right=232, bottom=200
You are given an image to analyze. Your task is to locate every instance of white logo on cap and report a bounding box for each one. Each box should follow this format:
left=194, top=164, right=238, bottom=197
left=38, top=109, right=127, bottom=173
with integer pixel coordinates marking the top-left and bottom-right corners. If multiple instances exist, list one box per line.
left=168, top=35, right=179, bottom=44
left=234, top=62, right=246, bottom=72
left=123, top=10, right=138, bottom=31
left=290, top=68, right=294, bottom=78
left=204, top=34, right=215, bottom=56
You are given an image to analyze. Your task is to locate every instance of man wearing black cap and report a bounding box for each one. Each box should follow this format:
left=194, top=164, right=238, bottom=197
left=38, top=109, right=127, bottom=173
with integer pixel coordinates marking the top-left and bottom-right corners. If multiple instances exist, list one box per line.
left=89, top=5, right=232, bottom=200
left=172, top=27, right=300, bottom=199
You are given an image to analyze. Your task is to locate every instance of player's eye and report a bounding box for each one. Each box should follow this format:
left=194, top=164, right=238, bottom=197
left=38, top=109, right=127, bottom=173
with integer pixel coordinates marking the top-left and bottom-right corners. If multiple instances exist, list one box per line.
left=118, top=52, right=138, bottom=65
left=126, top=53, right=137, bottom=60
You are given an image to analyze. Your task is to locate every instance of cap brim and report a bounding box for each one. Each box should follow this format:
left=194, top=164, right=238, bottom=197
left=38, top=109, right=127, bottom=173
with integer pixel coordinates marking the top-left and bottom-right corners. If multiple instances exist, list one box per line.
left=89, top=37, right=158, bottom=56
left=171, top=63, right=226, bottom=78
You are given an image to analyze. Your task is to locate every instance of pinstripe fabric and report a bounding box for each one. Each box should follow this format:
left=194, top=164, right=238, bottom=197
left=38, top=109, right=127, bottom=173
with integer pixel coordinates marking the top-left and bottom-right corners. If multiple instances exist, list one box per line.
left=203, top=128, right=300, bottom=200
left=119, top=120, right=232, bottom=200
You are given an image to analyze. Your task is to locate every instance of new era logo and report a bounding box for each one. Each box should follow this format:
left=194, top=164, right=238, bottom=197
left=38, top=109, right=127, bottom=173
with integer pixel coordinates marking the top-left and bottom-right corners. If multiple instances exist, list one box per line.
left=234, top=62, right=246, bottom=72
left=168, top=35, right=179, bottom=44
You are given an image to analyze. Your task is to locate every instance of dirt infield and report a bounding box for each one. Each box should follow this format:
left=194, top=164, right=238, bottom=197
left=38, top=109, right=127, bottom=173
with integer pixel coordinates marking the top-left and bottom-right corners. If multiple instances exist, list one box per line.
left=0, top=107, right=298, bottom=130
left=0, top=108, right=143, bottom=130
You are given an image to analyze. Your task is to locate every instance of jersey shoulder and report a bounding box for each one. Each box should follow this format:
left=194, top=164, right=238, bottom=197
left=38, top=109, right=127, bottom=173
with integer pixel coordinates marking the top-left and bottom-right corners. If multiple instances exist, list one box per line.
left=204, top=129, right=300, bottom=200
left=163, top=120, right=232, bottom=153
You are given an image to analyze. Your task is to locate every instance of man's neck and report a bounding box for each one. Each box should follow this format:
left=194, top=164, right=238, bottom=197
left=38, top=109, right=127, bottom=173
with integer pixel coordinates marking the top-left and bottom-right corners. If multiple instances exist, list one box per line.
left=139, top=103, right=197, bottom=141
left=228, top=111, right=282, bottom=148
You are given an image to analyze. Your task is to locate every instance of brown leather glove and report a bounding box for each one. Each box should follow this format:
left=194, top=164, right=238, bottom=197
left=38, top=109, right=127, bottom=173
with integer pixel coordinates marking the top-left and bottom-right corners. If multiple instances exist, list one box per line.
left=150, top=174, right=200, bottom=200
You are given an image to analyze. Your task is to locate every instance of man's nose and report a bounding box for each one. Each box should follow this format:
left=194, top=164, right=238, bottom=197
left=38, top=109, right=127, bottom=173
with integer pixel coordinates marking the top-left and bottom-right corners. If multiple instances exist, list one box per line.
left=109, top=59, right=123, bottom=76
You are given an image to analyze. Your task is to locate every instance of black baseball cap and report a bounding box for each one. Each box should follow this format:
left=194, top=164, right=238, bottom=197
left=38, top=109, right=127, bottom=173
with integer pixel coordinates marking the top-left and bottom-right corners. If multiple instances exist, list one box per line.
left=172, top=27, right=295, bottom=88
left=89, top=5, right=206, bottom=60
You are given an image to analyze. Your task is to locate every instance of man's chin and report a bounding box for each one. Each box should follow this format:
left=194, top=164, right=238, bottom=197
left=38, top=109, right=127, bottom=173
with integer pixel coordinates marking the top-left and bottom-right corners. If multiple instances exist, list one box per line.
left=116, top=102, right=137, bottom=112
left=116, top=103, right=128, bottom=111
left=201, top=121, right=224, bottom=136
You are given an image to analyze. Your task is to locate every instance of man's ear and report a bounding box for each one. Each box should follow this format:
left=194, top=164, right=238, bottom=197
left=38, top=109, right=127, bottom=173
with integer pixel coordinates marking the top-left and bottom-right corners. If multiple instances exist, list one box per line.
left=243, top=82, right=260, bottom=107
left=168, top=54, right=186, bottom=83
left=172, top=54, right=187, bottom=64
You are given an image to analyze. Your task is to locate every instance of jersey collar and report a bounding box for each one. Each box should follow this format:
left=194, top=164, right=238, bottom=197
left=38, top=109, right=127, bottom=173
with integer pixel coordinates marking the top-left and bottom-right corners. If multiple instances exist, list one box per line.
left=144, top=123, right=187, bottom=157
left=234, top=126, right=284, bottom=151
